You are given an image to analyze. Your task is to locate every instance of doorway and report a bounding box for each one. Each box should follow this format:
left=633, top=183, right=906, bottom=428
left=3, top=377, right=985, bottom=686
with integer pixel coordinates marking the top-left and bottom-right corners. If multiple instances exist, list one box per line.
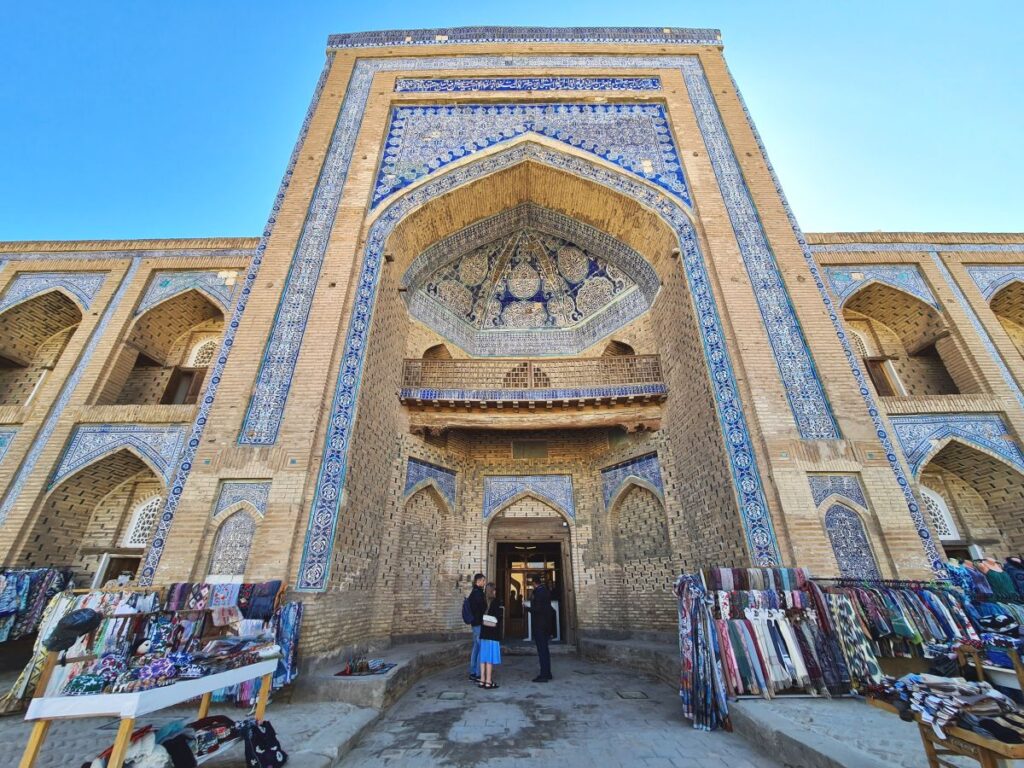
left=495, top=542, right=565, bottom=643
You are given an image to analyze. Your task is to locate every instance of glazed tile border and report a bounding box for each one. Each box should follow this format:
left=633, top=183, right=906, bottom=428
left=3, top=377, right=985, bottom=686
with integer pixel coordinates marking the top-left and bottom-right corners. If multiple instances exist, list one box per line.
left=0, top=272, right=106, bottom=313
left=810, top=243, right=1024, bottom=254
left=403, top=458, right=457, bottom=509
left=401, top=383, right=668, bottom=402
left=0, top=258, right=142, bottom=524
left=395, top=76, right=661, bottom=92
left=824, top=503, right=882, bottom=580
left=888, top=413, right=1024, bottom=476
left=824, top=265, right=939, bottom=309
left=725, top=68, right=947, bottom=575
left=296, top=142, right=782, bottom=590
left=965, top=265, right=1024, bottom=301
left=483, top=474, right=575, bottom=519
left=328, top=27, right=721, bottom=49
left=600, top=452, right=665, bottom=507
left=0, top=429, right=16, bottom=465
left=808, top=474, right=867, bottom=509
left=50, top=424, right=188, bottom=487
left=137, top=55, right=337, bottom=585
left=136, top=271, right=239, bottom=315
left=214, top=481, right=271, bottom=518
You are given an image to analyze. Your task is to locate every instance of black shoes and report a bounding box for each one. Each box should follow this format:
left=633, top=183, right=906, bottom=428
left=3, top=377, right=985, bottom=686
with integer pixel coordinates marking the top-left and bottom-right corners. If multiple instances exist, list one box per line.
left=532, top=675, right=552, bottom=683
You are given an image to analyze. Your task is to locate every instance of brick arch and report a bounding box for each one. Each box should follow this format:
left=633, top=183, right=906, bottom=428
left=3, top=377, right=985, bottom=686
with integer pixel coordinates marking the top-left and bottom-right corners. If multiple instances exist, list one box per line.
left=402, top=478, right=454, bottom=515
left=920, top=438, right=1024, bottom=553
left=990, top=281, right=1024, bottom=353
left=843, top=281, right=947, bottom=352
left=0, top=290, right=82, bottom=406
left=390, top=484, right=460, bottom=637
left=15, top=448, right=162, bottom=577
left=609, top=482, right=671, bottom=563
left=488, top=490, right=573, bottom=526
left=605, top=475, right=664, bottom=515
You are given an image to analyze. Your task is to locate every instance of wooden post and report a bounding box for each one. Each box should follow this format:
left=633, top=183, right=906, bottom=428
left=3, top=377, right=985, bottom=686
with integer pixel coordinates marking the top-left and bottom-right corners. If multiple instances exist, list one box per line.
left=17, top=721, right=51, bottom=768
left=254, top=672, right=272, bottom=722
left=33, top=653, right=57, bottom=699
left=196, top=691, right=212, bottom=720
left=106, top=717, right=136, bottom=768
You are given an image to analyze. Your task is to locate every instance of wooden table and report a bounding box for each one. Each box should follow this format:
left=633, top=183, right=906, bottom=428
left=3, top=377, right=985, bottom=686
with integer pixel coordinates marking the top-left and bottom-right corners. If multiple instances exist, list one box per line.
left=867, top=695, right=1024, bottom=768
left=18, top=658, right=277, bottom=768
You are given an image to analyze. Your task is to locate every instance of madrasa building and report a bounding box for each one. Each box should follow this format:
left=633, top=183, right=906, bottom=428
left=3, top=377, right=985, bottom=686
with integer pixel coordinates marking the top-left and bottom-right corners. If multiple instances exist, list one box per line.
left=1, top=26, right=1022, bottom=654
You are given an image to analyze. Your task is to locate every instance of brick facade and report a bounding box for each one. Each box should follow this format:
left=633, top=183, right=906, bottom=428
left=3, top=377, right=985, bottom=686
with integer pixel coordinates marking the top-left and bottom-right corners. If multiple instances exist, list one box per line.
left=0, top=29, right=1021, bottom=657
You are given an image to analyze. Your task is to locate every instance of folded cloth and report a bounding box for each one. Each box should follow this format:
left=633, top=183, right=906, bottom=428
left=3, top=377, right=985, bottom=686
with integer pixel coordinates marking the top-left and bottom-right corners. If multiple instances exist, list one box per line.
left=247, top=581, right=282, bottom=621
left=211, top=606, right=243, bottom=627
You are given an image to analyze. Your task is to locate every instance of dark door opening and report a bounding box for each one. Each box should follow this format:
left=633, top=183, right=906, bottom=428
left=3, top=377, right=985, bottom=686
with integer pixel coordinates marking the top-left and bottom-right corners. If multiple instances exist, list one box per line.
left=495, top=542, right=564, bottom=642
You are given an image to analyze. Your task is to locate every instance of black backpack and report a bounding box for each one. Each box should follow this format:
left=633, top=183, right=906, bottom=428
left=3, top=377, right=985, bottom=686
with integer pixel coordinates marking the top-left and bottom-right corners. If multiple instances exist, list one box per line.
left=462, top=596, right=474, bottom=625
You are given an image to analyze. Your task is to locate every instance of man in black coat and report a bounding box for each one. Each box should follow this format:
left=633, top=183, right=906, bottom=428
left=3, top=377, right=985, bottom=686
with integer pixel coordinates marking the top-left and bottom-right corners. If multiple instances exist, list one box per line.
left=468, top=573, right=487, bottom=681
left=529, top=574, right=554, bottom=682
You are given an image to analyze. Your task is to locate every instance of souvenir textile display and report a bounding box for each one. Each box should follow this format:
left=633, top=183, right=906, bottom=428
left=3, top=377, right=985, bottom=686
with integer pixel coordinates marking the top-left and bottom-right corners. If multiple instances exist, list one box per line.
left=674, top=573, right=730, bottom=731
left=700, top=567, right=852, bottom=698
left=0, top=568, right=73, bottom=643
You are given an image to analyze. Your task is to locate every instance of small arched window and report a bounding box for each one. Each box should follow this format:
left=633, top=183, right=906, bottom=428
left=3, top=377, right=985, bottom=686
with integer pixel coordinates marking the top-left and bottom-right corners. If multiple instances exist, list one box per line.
left=823, top=503, right=881, bottom=579
left=123, top=496, right=162, bottom=548
left=188, top=338, right=219, bottom=368
left=208, top=511, right=257, bottom=577
left=921, top=486, right=961, bottom=542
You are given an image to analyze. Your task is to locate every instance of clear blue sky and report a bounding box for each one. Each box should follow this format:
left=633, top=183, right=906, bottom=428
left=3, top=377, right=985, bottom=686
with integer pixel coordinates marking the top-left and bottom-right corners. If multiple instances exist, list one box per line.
left=1, top=2, right=1021, bottom=240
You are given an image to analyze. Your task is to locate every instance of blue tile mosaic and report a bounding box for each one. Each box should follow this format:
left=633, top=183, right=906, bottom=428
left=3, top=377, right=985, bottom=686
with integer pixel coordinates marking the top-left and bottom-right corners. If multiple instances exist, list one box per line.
left=679, top=59, right=840, bottom=441
left=214, top=481, right=271, bottom=518
left=483, top=474, right=575, bottom=519
left=0, top=259, right=141, bottom=525
left=811, top=243, right=1024, bottom=254
left=375, top=103, right=690, bottom=209
left=403, top=458, right=457, bottom=509
left=824, top=503, right=882, bottom=580
left=401, top=383, right=668, bottom=402
left=402, top=203, right=659, bottom=356
left=601, top=453, right=664, bottom=508
left=136, top=271, right=239, bottom=315
left=966, top=265, right=1024, bottom=301
left=395, top=76, right=661, bottom=93
left=328, top=27, right=722, bottom=49
left=137, top=54, right=337, bottom=586
left=296, top=141, right=782, bottom=591
left=824, top=265, right=939, bottom=309
left=808, top=474, right=867, bottom=509
left=0, top=272, right=106, bottom=314
left=888, top=413, right=1024, bottom=477
left=726, top=71, right=947, bottom=575
left=51, top=424, right=188, bottom=487
left=0, top=429, right=16, bottom=464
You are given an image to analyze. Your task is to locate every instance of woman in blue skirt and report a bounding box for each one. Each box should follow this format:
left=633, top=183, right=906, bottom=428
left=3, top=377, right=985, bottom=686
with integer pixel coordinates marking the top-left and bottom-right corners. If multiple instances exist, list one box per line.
left=479, top=583, right=503, bottom=689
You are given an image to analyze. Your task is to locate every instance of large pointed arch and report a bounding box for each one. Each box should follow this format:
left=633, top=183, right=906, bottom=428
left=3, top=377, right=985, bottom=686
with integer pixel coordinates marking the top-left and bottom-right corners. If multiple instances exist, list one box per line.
left=293, top=140, right=782, bottom=590
left=488, top=489, right=575, bottom=527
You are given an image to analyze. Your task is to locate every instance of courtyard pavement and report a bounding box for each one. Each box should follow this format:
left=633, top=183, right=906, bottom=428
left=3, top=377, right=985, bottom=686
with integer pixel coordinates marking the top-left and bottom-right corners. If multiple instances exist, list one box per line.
left=336, top=654, right=774, bottom=768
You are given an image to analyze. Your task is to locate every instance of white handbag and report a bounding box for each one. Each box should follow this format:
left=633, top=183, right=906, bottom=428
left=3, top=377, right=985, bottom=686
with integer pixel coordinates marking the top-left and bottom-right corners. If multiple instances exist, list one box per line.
left=482, top=614, right=498, bottom=627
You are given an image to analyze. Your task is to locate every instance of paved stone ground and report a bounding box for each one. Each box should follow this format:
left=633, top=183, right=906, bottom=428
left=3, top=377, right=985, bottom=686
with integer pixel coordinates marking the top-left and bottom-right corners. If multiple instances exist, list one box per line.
left=337, top=654, right=774, bottom=768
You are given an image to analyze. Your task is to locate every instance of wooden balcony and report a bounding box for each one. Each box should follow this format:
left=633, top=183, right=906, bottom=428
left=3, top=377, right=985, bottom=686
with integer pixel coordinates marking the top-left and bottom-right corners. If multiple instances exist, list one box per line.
left=400, top=355, right=666, bottom=431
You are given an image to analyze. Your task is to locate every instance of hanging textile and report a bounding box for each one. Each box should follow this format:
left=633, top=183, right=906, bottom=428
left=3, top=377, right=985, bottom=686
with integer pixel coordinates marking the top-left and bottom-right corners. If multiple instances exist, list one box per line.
left=674, top=574, right=730, bottom=731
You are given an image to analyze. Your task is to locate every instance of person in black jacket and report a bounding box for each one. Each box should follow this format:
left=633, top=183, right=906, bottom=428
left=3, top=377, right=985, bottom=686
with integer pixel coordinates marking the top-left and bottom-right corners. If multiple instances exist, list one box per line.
left=467, top=573, right=487, bottom=681
left=529, top=574, right=554, bottom=682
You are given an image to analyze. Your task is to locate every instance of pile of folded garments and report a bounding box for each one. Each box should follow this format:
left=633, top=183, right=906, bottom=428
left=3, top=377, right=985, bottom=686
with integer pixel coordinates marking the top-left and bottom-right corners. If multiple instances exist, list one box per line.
left=867, top=673, right=1023, bottom=741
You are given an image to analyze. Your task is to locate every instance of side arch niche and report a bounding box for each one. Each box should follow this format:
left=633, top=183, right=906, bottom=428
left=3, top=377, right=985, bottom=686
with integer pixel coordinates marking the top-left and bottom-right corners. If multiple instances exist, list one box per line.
left=208, top=510, right=258, bottom=579
left=390, top=484, right=460, bottom=637
left=0, top=290, right=82, bottom=407
left=18, top=447, right=163, bottom=582
left=989, top=280, right=1024, bottom=357
left=822, top=503, right=881, bottom=579
left=96, top=288, right=225, bottom=406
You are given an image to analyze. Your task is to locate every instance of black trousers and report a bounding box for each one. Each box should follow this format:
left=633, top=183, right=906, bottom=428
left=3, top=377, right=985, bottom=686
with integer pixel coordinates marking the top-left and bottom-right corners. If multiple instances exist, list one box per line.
left=535, top=630, right=551, bottom=678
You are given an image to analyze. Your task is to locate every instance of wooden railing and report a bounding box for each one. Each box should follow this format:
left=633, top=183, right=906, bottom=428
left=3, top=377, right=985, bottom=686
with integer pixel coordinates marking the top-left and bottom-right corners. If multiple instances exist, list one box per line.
left=400, top=355, right=666, bottom=404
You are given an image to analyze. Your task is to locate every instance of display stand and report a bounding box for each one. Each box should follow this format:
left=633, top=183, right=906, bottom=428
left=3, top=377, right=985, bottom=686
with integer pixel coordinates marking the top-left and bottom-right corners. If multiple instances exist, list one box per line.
left=957, top=645, right=1024, bottom=693
left=867, top=696, right=1024, bottom=768
left=18, top=657, right=276, bottom=768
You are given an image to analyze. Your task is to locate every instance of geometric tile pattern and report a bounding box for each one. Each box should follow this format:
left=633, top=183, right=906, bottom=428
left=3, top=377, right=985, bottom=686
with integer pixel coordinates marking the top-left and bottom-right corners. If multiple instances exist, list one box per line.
left=0, top=258, right=142, bottom=525
left=808, top=474, right=867, bottom=509
left=136, top=270, right=238, bottom=315
left=139, top=54, right=336, bottom=585
left=601, top=453, right=664, bottom=508
left=824, top=503, right=882, bottom=580
left=327, top=26, right=723, bottom=48
left=931, top=255, right=1024, bottom=412
left=965, top=265, right=1024, bottom=301
left=403, top=458, right=457, bottom=510
left=483, top=474, right=575, bottom=519
left=403, top=203, right=658, bottom=356
left=395, top=76, right=662, bottom=93
left=824, top=265, right=939, bottom=309
left=50, top=424, right=189, bottom=487
left=296, top=141, right=782, bottom=590
left=401, top=383, right=668, bottom=403
left=0, top=272, right=106, bottom=313
left=214, top=480, right=271, bottom=518
left=374, top=103, right=690, bottom=208
left=888, top=413, right=1024, bottom=477
left=679, top=58, right=840, bottom=441
left=208, top=510, right=256, bottom=576
left=725, top=72, right=948, bottom=576
left=0, top=428, right=16, bottom=464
